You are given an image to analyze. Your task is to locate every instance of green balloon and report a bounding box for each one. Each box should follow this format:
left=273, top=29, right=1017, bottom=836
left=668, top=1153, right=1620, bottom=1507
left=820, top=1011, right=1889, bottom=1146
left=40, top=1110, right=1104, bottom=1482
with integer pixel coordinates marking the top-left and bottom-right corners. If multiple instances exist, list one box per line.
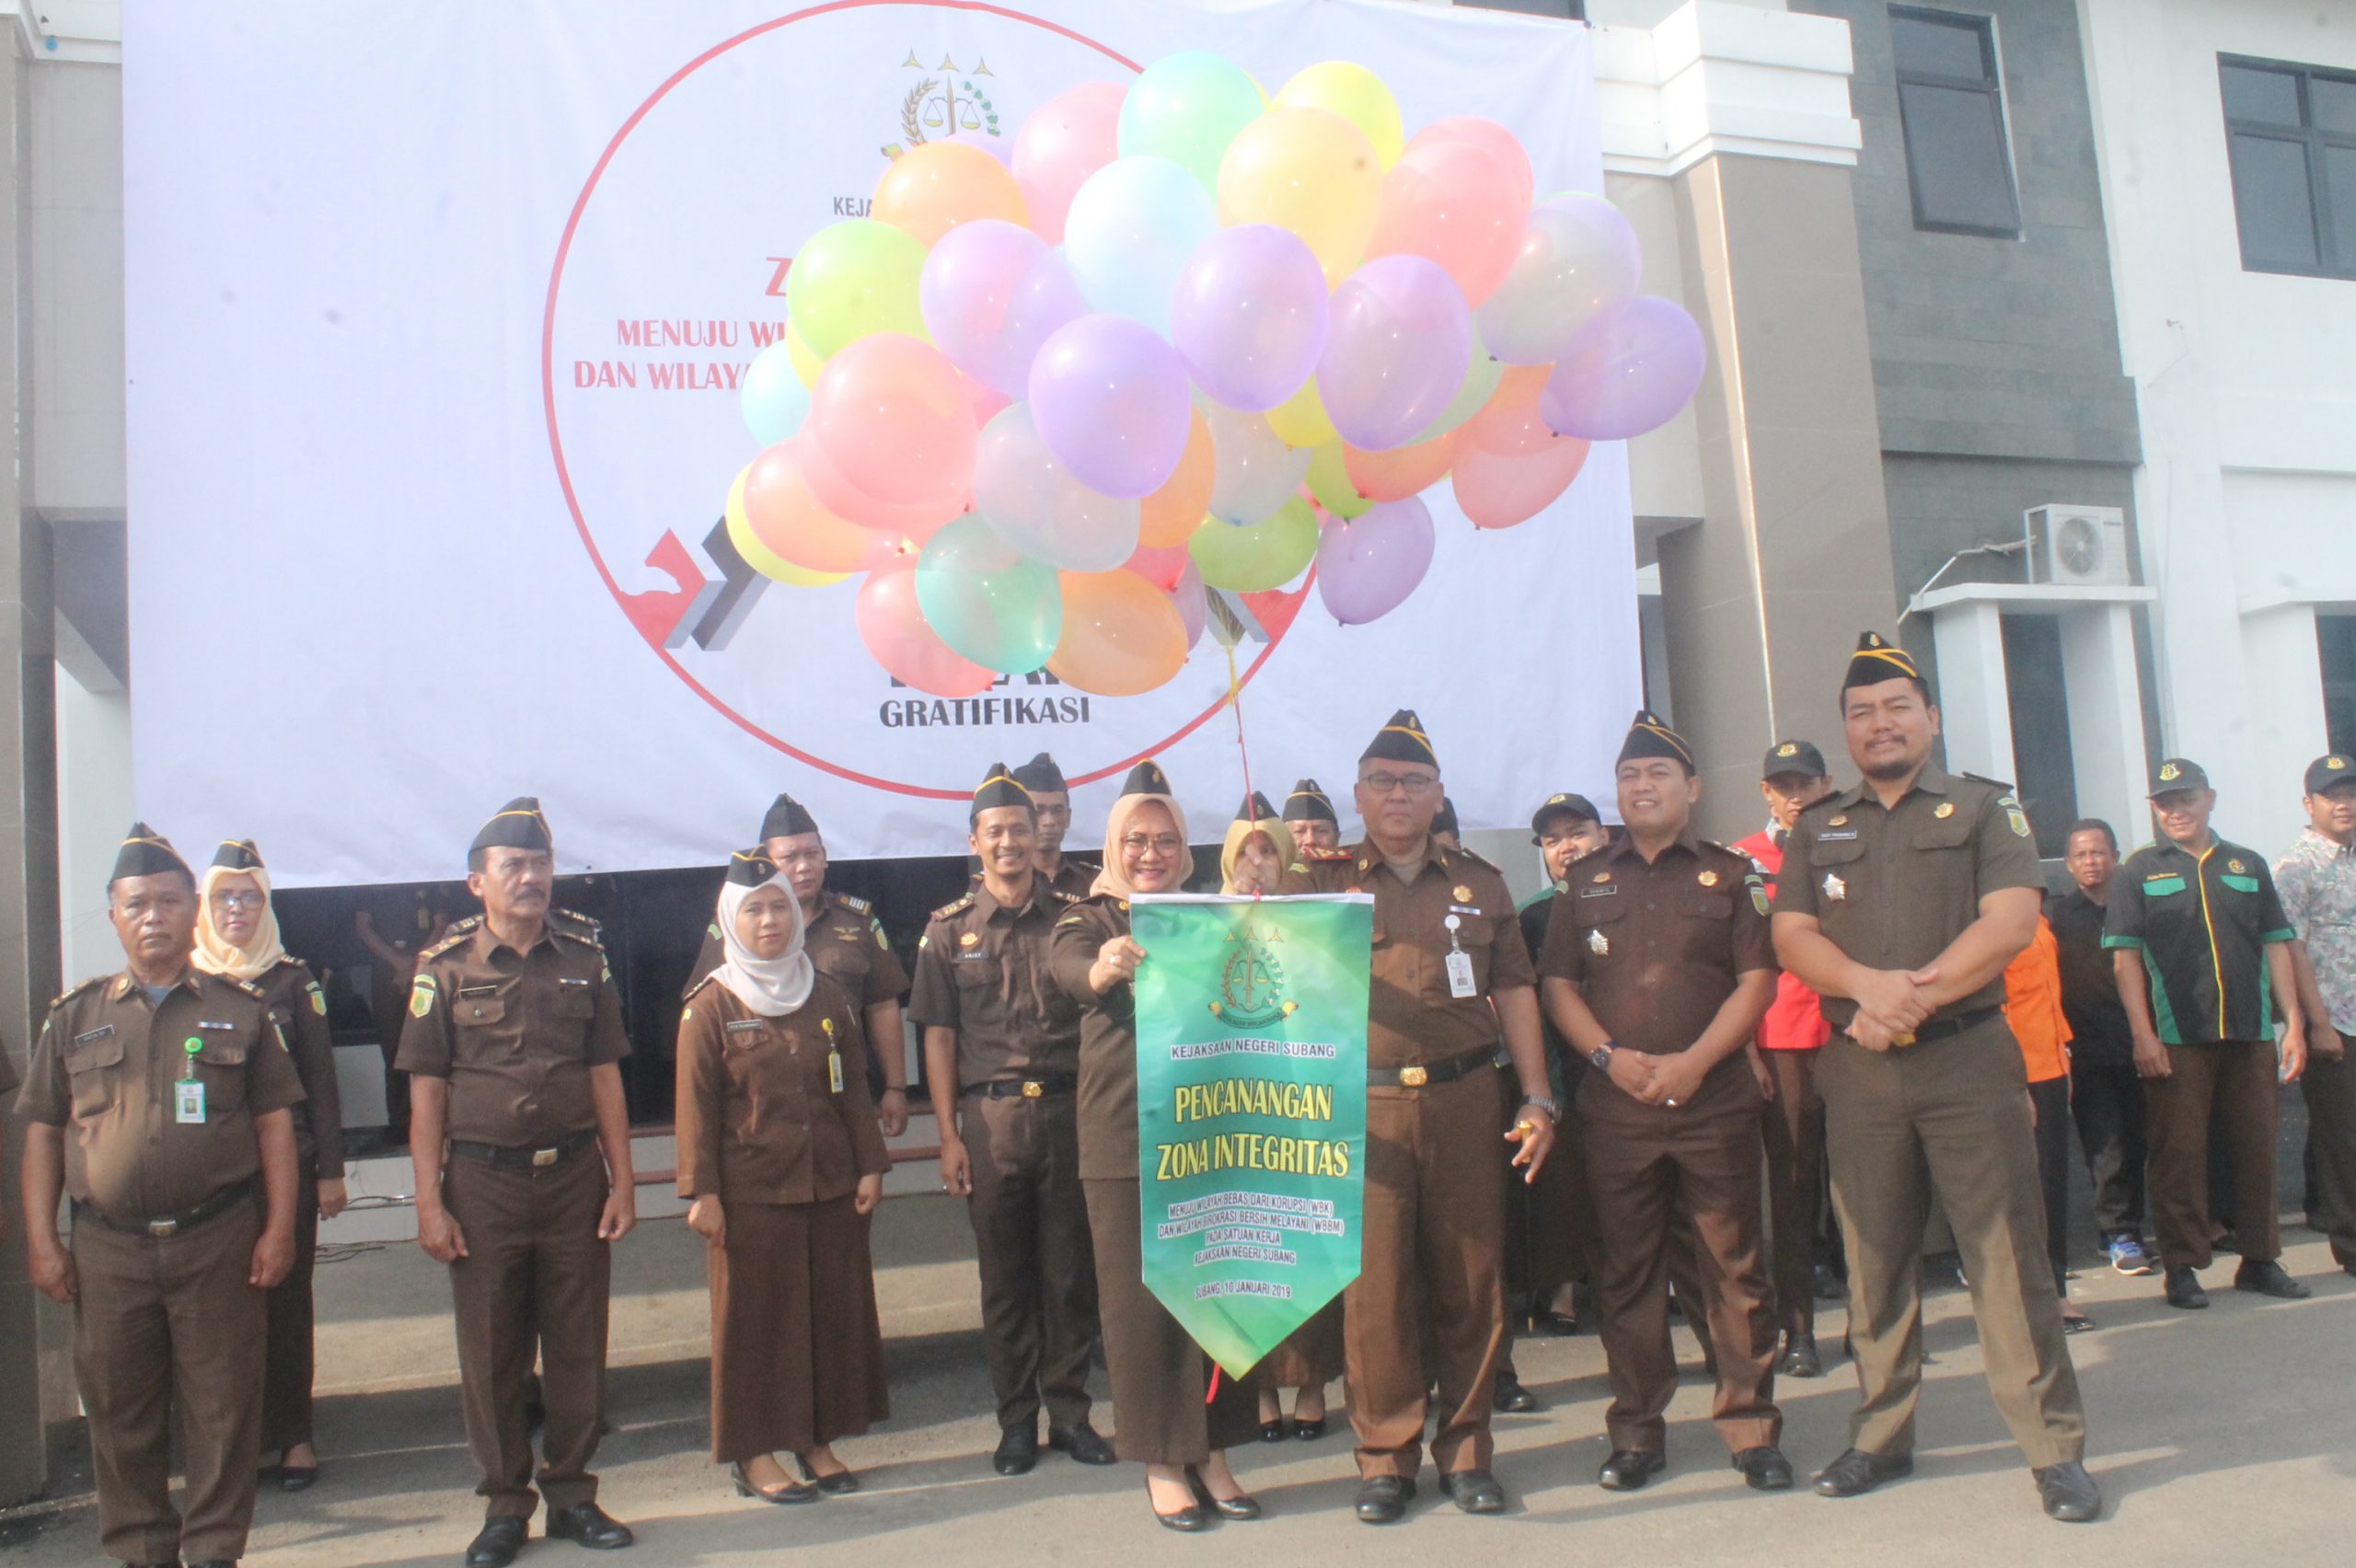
left=786, top=219, right=930, bottom=361
left=916, top=516, right=1063, bottom=674
left=1306, top=442, right=1372, bottom=521
left=1189, top=497, right=1319, bottom=592
left=1118, top=51, right=1267, bottom=193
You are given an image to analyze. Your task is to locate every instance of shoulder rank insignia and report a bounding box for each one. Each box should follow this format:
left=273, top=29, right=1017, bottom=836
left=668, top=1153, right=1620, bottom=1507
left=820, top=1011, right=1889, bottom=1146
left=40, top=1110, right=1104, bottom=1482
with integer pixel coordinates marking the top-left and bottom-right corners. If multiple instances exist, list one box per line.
left=1588, top=928, right=1609, bottom=956
left=836, top=893, right=872, bottom=913
left=1962, top=771, right=2015, bottom=791
left=421, top=925, right=472, bottom=962
left=1697, top=870, right=1719, bottom=887
left=50, top=975, right=104, bottom=1011
left=409, top=973, right=438, bottom=1018
left=931, top=894, right=975, bottom=922
left=1053, top=889, right=1080, bottom=903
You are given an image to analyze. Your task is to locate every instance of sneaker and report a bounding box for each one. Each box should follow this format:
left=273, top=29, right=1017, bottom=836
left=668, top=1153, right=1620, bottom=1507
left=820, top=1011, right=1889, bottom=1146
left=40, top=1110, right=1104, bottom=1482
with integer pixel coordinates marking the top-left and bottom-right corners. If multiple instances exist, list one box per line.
left=2107, top=1237, right=2156, bottom=1277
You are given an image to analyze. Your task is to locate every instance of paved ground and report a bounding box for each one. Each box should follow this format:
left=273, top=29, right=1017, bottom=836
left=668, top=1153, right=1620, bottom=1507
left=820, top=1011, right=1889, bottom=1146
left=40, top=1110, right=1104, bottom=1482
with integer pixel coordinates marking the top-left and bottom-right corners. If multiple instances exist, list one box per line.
left=4, top=1182, right=2353, bottom=1568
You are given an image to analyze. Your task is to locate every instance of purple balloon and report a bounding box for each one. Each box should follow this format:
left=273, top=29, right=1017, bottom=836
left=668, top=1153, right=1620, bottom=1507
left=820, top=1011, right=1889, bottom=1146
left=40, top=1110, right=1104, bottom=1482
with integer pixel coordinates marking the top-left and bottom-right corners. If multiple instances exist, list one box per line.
left=1170, top=224, right=1330, bottom=412
left=1315, top=496, right=1436, bottom=625
left=920, top=219, right=1089, bottom=398
left=1317, top=256, right=1472, bottom=452
left=1028, top=314, right=1194, bottom=499
left=1539, top=295, right=1706, bottom=441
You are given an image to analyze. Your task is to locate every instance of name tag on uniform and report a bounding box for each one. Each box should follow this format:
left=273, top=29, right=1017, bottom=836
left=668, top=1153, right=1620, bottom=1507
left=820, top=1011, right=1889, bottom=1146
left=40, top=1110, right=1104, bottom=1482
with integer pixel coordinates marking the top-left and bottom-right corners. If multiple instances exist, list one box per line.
left=73, top=1024, right=115, bottom=1046
left=723, top=1019, right=764, bottom=1034
left=1578, top=885, right=1618, bottom=899
left=175, top=1078, right=206, bottom=1124
left=1447, top=904, right=1483, bottom=917
left=1445, top=950, right=1477, bottom=999
left=457, top=983, right=499, bottom=999
left=1818, top=829, right=1860, bottom=842
left=196, top=1020, right=237, bottom=1032
left=558, top=975, right=591, bottom=988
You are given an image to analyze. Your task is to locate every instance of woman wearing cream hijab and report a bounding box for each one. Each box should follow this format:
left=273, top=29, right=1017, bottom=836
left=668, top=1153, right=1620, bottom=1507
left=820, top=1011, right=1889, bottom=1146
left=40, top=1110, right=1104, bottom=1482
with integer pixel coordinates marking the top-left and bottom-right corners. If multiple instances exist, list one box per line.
left=191, top=839, right=346, bottom=1491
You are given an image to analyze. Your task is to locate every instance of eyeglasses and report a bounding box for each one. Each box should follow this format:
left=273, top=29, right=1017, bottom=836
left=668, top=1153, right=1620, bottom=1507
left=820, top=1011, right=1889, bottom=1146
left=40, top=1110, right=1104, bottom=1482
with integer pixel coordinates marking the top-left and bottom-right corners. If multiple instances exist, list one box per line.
left=1120, top=835, right=1184, bottom=855
left=1360, top=773, right=1441, bottom=797
left=212, top=891, right=266, bottom=911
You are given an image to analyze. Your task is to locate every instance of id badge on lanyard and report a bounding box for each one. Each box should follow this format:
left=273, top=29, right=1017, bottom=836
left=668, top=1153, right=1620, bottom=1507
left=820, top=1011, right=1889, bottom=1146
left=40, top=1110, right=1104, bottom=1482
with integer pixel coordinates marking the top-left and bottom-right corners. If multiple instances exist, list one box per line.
left=823, top=1017, right=845, bottom=1094
left=1443, top=915, right=1478, bottom=999
left=175, top=1036, right=206, bottom=1124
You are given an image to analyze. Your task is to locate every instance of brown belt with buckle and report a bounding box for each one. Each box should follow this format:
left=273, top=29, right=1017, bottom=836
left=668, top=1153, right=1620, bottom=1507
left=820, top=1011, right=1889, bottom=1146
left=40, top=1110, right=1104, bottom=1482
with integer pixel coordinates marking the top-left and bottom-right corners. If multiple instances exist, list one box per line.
left=448, top=1129, right=598, bottom=1170
left=1370, top=1043, right=1499, bottom=1089
left=75, top=1176, right=256, bottom=1239
left=965, top=1073, right=1079, bottom=1101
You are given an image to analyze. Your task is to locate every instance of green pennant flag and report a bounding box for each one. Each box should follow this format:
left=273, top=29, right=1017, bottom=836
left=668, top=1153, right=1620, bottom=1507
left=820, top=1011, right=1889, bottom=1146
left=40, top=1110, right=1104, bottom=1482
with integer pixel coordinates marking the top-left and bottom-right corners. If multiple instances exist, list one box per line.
left=1129, top=892, right=1371, bottom=1378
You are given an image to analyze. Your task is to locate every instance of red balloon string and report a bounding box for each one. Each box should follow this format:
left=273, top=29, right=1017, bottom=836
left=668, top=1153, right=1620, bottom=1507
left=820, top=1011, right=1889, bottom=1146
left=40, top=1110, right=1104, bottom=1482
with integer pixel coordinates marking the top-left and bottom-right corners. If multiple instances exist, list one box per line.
left=1222, top=640, right=1263, bottom=903
left=1207, top=1364, right=1221, bottom=1405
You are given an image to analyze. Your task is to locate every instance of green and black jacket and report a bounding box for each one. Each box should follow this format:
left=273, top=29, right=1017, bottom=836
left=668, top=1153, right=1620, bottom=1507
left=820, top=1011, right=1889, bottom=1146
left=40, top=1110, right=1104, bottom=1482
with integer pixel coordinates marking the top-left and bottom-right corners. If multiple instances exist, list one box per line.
left=2103, top=836, right=2296, bottom=1044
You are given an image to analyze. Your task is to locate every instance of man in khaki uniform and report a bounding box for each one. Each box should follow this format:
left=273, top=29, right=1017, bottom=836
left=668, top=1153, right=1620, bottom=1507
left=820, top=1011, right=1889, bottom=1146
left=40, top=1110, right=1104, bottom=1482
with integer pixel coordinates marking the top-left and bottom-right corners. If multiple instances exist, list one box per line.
left=16, top=824, right=304, bottom=1568
left=1014, top=753, right=1099, bottom=899
left=1773, top=635, right=2096, bottom=1523
left=1284, top=778, right=1343, bottom=855
left=399, top=799, right=638, bottom=1566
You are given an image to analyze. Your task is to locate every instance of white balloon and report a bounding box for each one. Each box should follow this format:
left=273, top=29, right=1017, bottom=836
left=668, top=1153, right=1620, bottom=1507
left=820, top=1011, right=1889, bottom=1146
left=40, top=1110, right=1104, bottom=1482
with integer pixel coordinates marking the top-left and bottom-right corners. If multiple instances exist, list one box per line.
left=1201, top=400, right=1311, bottom=526
left=972, top=403, right=1141, bottom=571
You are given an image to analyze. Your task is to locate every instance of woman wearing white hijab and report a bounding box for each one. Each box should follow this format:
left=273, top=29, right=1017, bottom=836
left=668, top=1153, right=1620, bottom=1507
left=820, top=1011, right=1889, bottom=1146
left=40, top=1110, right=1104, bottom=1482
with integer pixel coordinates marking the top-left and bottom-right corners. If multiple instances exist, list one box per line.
left=1050, top=762, right=1264, bottom=1530
left=191, top=838, right=346, bottom=1492
left=676, top=848, right=890, bottom=1505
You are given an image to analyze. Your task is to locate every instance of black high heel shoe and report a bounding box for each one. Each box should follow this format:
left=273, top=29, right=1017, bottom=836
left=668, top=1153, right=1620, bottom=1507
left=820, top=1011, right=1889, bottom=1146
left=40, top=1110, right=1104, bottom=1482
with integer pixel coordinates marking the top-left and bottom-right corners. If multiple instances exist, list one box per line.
left=1147, top=1476, right=1208, bottom=1532
left=794, top=1454, right=860, bottom=1494
left=733, top=1460, right=819, bottom=1505
left=1187, top=1466, right=1263, bottom=1520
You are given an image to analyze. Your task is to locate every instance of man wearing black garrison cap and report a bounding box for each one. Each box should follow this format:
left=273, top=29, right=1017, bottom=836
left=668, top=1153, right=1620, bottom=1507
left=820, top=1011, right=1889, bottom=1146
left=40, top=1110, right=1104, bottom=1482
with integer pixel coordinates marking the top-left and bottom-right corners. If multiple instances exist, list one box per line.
left=908, top=765, right=1112, bottom=1475
left=16, top=824, right=304, bottom=1568
left=398, top=799, right=638, bottom=1565
left=1012, top=752, right=1099, bottom=900
left=1243, top=709, right=1557, bottom=1523
left=1284, top=778, right=1343, bottom=855
left=1540, top=714, right=1788, bottom=1496
left=1774, top=635, right=2096, bottom=1523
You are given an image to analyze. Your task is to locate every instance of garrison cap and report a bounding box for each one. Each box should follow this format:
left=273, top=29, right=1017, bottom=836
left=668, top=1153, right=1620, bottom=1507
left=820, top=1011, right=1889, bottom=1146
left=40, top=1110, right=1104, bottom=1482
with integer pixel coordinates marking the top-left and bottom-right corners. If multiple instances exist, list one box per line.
left=1617, top=709, right=1696, bottom=773
left=1432, top=796, right=1461, bottom=839
left=2149, top=757, right=2211, bottom=797
left=111, top=823, right=191, bottom=883
left=1531, top=792, right=1601, bottom=837
left=1283, top=778, right=1337, bottom=824
left=2305, top=754, right=2356, bottom=795
left=1120, top=759, right=1173, bottom=797
left=1763, top=739, right=1829, bottom=780
left=758, top=792, right=820, bottom=841
left=1011, top=752, right=1068, bottom=793
left=1361, top=709, right=1438, bottom=768
left=211, top=838, right=267, bottom=872
left=1234, top=790, right=1278, bottom=824
left=971, top=762, right=1034, bottom=822
left=471, top=797, right=552, bottom=855
left=724, top=847, right=780, bottom=888
left=1842, top=631, right=1922, bottom=693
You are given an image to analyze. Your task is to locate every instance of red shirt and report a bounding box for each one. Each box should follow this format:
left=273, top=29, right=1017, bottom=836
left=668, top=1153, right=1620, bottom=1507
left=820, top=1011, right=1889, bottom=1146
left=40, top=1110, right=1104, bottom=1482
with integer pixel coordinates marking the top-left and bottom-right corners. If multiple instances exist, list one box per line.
left=1735, top=828, right=1832, bottom=1052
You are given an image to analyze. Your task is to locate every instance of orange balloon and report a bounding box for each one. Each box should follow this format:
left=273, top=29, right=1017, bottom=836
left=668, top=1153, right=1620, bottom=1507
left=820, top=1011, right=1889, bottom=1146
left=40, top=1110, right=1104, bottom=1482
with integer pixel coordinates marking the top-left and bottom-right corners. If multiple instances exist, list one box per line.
left=1345, top=428, right=1461, bottom=502
left=1140, top=409, right=1216, bottom=548
left=872, top=142, right=1029, bottom=248
left=741, top=443, right=872, bottom=573
left=1452, top=436, right=1591, bottom=528
left=1048, top=570, right=1190, bottom=695
left=1462, top=364, right=1556, bottom=458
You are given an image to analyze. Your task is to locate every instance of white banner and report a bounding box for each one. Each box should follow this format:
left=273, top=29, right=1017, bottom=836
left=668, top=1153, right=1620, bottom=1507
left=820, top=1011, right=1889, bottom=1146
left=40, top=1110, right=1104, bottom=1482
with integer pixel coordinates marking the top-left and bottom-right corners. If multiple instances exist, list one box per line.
left=124, top=0, right=1636, bottom=885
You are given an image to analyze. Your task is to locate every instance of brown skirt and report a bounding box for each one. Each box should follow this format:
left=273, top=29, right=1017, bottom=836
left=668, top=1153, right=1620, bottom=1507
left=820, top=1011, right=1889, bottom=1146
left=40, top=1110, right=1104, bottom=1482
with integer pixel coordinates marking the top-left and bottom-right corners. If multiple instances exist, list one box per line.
left=1083, top=1179, right=1262, bottom=1465
left=707, top=1194, right=888, bottom=1463
left=1258, top=1295, right=1345, bottom=1390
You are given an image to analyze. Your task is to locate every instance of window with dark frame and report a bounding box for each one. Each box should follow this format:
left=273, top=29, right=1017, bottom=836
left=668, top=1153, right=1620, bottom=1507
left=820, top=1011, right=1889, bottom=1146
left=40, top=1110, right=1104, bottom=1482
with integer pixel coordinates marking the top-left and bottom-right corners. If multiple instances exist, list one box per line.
left=1888, top=6, right=2021, bottom=238
left=2220, top=55, right=2356, bottom=281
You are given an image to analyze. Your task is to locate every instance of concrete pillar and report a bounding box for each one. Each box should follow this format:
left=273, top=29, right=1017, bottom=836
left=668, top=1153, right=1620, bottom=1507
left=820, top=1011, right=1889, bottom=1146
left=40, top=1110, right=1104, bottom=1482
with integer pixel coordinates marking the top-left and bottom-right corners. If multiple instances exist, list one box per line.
left=1927, top=598, right=2016, bottom=782
left=2239, top=604, right=2327, bottom=854
left=1657, top=154, right=1902, bottom=839
left=2061, top=602, right=2151, bottom=846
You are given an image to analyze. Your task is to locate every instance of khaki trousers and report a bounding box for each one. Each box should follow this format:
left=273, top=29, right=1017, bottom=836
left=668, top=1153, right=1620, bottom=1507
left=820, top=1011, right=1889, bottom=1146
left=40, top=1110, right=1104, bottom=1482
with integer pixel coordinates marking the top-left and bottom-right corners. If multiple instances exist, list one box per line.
left=963, top=1090, right=1099, bottom=1432
left=2146, top=1040, right=2281, bottom=1269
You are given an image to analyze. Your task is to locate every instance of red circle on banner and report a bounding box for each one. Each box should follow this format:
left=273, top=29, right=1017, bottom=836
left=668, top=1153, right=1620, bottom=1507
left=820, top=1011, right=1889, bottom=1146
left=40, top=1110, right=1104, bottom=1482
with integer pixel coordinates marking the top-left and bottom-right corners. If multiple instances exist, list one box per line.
left=542, top=0, right=1300, bottom=799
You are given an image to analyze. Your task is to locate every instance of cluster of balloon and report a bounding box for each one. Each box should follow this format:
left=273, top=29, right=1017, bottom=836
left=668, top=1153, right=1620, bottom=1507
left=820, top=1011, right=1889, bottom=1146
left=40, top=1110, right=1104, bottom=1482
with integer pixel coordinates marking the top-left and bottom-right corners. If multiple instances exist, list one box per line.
left=727, top=52, right=1704, bottom=698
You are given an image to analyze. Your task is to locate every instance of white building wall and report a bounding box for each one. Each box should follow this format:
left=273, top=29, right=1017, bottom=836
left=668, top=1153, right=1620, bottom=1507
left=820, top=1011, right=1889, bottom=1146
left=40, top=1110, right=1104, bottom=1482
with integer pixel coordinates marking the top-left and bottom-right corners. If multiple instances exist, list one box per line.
left=2080, top=0, right=2356, bottom=856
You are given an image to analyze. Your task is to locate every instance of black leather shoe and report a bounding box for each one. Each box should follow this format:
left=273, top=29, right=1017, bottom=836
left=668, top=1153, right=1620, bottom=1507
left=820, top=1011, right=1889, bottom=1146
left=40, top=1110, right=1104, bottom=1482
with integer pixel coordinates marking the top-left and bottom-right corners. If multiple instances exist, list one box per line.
left=277, top=1461, right=318, bottom=1493
left=733, top=1461, right=817, bottom=1505
left=1049, top=1422, right=1117, bottom=1465
left=1812, top=1263, right=1846, bottom=1301
left=546, top=1502, right=634, bottom=1550
left=792, top=1454, right=860, bottom=1494
left=1814, top=1448, right=1912, bottom=1498
left=1733, top=1446, right=1794, bottom=1491
left=1293, top=1415, right=1328, bottom=1441
left=1597, top=1449, right=1666, bottom=1491
left=2163, top=1265, right=2210, bottom=1309
left=1258, top=1418, right=1289, bottom=1442
left=1438, top=1469, right=1507, bottom=1514
left=1149, top=1478, right=1207, bottom=1532
left=993, top=1425, right=1039, bottom=1475
left=1355, top=1474, right=1415, bottom=1524
left=2234, top=1260, right=2312, bottom=1299
left=2034, top=1460, right=2101, bottom=1522
left=1187, top=1467, right=1264, bottom=1519
left=466, top=1516, right=529, bottom=1567
left=1492, top=1372, right=1539, bottom=1413
left=1778, top=1332, right=1822, bottom=1378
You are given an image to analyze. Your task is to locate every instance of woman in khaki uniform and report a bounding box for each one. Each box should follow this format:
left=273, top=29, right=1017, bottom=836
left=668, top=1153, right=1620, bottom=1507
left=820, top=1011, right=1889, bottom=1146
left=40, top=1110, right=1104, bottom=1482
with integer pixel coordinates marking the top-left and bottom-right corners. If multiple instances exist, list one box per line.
left=677, top=849, right=890, bottom=1505
left=1050, top=763, right=1264, bottom=1529
left=192, top=837, right=347, bottom=1492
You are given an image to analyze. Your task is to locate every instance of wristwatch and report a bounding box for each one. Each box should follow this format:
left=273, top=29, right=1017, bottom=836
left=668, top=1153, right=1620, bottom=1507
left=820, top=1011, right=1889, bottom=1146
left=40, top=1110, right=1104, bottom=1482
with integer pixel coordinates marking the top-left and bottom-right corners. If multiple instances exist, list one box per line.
left=1519, top=1094, right=1560, bottom=1121
left=1588, top=1041, right=1616, bottom=1072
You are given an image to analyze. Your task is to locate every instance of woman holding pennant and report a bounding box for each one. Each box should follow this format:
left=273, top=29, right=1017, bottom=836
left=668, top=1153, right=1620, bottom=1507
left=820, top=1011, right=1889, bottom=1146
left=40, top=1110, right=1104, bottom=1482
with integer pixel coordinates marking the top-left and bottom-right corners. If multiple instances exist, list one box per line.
left=1050, top=761, right=1265, bottom=1531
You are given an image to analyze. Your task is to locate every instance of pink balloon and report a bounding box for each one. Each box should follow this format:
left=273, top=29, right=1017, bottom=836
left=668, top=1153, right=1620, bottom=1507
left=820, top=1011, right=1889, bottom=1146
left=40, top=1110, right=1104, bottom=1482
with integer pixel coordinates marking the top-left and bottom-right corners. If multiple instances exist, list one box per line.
left=1170, top=225, right=1330, bottom=411
left=1540, top=295, right=1707, bottom=440
left=855, top=565, right=997, bottom=697
left=1123, top=540, right=1192, bottom=591
left=1014, top=81, right=1126, bottom=244
left=1317, top=256, right=1472, bottom=452
left=808, top=333, right=976, bottom=523
left=1368, top=138, right=1527, bottom=307
left=1451, top=435, right=1591, bottom=528
left=920, top=220, right=1088, bottom=397
left=1315, top=496, right=1435, bottom=625
left=963, top=375, right=1014, bottom=428
left=1406, top=116, right=1534, bottom=213
left=1028, top=314, right=1194, bottom=499
left=797, top=426, right=959, bottom=540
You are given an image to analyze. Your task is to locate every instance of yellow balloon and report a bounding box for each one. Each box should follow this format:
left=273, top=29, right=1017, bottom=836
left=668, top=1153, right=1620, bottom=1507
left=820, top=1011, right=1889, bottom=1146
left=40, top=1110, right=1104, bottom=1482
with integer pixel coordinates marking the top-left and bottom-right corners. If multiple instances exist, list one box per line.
left=1267, top=375, right=1339, bottom=448
left=1216, top=107, right=1381, bottom=287
left=726, top=465, right=847, bottom=586
left=1274, top=62, right=1403, bottom=169
left=785, top=321, right=826, bottom=387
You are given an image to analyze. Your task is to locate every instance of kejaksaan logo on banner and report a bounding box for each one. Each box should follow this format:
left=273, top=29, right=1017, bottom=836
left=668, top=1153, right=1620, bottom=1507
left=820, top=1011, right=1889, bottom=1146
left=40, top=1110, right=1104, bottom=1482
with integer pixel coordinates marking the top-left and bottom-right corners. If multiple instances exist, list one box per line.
left=1129, top=892, right=1370, bottom=1377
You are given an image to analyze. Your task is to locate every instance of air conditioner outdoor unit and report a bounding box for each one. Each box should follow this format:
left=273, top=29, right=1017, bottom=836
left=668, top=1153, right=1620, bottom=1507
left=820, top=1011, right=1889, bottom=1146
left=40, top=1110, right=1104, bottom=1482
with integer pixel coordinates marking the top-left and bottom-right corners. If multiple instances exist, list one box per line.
left=2024, top=504, right=2130, bottom=587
